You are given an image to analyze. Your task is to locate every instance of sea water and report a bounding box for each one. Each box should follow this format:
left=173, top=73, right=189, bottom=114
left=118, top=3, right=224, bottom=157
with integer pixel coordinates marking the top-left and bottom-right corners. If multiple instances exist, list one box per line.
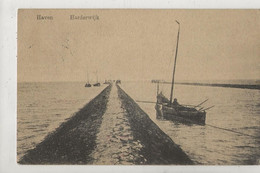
left=17, top=82, right=107, bottom=161
left=17, top=81, right=260, bottom=165
left=120, top=81, right=260, bottom=165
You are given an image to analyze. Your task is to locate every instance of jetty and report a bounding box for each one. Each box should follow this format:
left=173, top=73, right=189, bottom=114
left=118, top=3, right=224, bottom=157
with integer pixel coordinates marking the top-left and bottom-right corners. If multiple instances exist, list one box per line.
left=176, top=82, right=260, bottom=90
left=19, top=84, right=193, bottom=165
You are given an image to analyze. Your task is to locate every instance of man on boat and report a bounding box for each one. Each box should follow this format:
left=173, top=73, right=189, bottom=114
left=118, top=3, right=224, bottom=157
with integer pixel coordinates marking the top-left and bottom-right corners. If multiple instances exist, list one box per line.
left=173, top=98, right=179, bottom=106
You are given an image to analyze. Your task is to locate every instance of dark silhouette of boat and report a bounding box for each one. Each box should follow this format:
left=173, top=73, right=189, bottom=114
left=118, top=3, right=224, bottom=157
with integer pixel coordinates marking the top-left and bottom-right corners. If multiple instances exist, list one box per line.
left=85, top=72, right=91, bottom=87
left=85, top=83, right=92, bottom=87
left=93, top=83, right=100, bottom=86
left=155, top=21, right=211, bottom=125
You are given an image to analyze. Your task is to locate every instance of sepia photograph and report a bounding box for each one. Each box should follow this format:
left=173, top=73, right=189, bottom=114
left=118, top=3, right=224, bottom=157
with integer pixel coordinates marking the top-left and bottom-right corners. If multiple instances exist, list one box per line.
left=17, top=9, right=259, bottom=165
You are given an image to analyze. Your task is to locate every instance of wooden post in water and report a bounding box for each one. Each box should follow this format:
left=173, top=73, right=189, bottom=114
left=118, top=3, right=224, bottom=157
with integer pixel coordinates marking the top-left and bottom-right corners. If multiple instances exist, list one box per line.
left=169, top=20, right=180, bottom=104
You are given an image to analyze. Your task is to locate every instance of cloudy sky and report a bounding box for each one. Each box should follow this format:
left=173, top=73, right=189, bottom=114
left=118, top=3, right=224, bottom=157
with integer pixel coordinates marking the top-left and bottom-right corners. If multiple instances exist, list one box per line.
left=18, top=10, right=259, bottom=82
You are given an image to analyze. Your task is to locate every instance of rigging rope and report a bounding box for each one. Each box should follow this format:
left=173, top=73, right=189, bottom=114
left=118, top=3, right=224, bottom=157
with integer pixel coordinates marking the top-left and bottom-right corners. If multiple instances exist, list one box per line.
left=205, top=124, right=258, bottom=138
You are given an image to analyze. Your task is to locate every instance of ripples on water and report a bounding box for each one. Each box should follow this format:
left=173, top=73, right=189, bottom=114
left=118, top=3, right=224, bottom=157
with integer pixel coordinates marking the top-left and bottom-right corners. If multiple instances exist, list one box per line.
left=17, top=82, right=107, bottom=161
left=120, top=81, right=260, bottom=165
left=17, top=81, right=260, bottom=165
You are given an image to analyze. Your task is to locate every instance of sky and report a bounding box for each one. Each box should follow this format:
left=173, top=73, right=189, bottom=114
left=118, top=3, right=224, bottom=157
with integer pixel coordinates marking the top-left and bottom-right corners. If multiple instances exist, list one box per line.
left=18, top=10, right=260, bottom=82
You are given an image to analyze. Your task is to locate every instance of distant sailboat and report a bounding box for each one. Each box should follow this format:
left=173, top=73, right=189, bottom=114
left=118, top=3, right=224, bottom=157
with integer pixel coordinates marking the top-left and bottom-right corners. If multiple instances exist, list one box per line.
left=104, top=80, right=111, bottom=84
left=85, top=71, right=91, bottom=87
left=116, top=80, right=121, bottom=84
left=93, top=70, right=101, bottom=87
left=155, top=20, right=209, bottom=125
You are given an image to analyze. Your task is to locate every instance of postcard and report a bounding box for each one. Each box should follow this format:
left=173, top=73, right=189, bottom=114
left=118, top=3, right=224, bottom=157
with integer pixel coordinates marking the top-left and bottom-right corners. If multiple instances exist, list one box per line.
left=17, top=9, right=260, bottom=165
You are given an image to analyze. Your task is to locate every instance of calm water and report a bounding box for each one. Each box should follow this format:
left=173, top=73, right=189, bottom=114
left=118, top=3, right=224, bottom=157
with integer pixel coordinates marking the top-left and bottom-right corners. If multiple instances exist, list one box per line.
left=17, top=81, right=260, bottom=165
left=121, top=81, right=260, bottom=165
left=17, top=82, right=107, bottom=161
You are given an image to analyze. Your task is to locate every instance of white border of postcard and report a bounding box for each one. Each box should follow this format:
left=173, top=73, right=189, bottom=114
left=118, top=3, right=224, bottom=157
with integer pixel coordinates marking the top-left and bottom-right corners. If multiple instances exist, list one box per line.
left=0, top=0, right=260, bottom=173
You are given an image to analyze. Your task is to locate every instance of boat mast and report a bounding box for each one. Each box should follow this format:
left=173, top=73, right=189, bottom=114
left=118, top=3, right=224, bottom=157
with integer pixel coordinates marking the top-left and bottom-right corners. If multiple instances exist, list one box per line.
left=87, top=71, right=90, bottom=83
left=96, top=70, right=98, bottom=83
left=169, top=20, right=180, bottom=104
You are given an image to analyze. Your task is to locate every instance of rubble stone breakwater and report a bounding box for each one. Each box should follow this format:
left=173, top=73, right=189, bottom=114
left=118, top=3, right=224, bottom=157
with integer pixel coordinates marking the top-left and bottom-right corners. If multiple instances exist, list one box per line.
left=19, top=85, right=112, bottom=164
left=19, top=83, right=193, bottom=165
left=117, top=85, right=193, bottom=165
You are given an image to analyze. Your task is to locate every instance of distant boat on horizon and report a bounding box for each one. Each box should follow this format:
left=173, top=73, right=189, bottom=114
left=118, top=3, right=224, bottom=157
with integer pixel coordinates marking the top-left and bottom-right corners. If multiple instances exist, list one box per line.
left=85, top=71, right=92, bottom=87
left=93, top=70, right=101, bottom=87
left=116, top=80, right=121, bottom=84
left=104, top=80, right=111, bottom=84
left=85, top=83, right=91, bottom=87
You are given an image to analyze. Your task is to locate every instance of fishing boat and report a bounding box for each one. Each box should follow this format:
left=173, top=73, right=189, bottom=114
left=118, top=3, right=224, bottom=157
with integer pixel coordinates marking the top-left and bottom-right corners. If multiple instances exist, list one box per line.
left=155, top=92, right=207, bottom=124
left=85, top=71, right=92, bottom=87
left=155, top=20, right=211, bottom=125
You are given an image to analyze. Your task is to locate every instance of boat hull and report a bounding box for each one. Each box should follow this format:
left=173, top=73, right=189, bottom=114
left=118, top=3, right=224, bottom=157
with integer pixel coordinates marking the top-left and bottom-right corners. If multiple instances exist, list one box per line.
left=155, top=103, right=206, bottom=125
left=93, top=83, right=100, bottom=87
left=85, top=83, right=92, bottom=87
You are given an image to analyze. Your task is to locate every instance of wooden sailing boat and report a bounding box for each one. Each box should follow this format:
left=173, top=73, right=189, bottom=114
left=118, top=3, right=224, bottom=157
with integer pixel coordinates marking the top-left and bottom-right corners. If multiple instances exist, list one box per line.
left=85, top=71, right=92, bottom=87
left=93, top=70, right=101, bottom=87
left=155, top=21, right=207, bottom=125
